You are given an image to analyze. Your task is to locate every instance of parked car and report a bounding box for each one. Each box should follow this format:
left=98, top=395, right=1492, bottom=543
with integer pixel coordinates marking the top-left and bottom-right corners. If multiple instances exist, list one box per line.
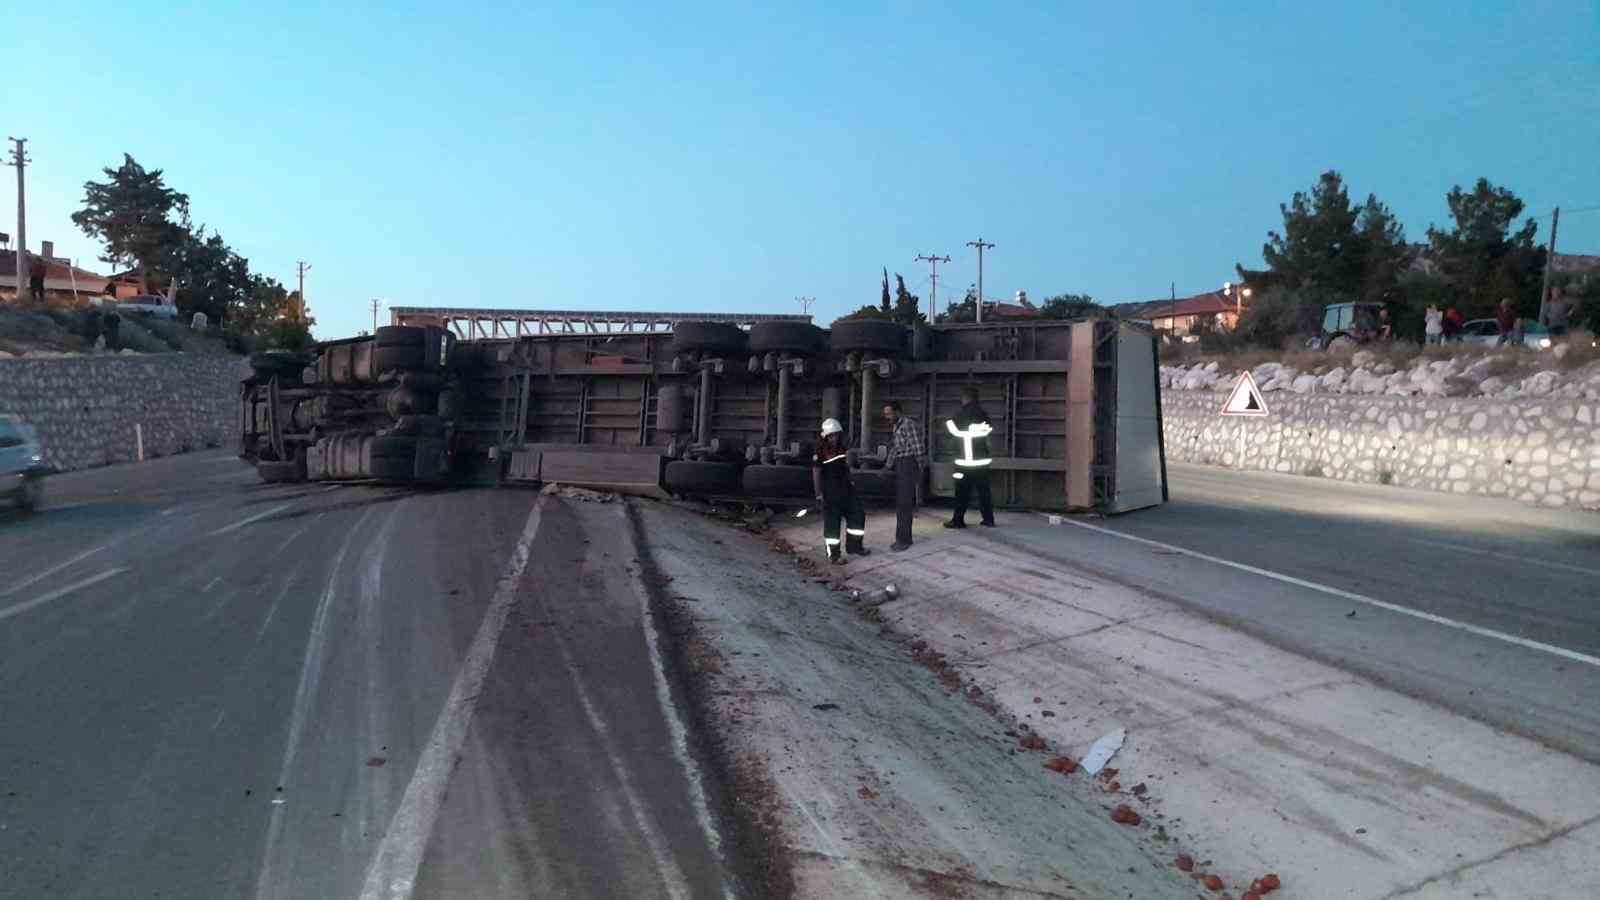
left=1459, top=318, right=1552, bottom=350
left=0, top=413, right=47, bottom=512
left=1307, top=301, right=1386, bottom=350
left=91, top=293, right=179, bottom=319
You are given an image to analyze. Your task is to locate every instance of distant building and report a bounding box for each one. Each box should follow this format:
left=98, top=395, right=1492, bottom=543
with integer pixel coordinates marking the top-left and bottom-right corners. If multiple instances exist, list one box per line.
left=0, top=241, right=110, bottom=302
left=1112, top=289, right=1250, bottom=337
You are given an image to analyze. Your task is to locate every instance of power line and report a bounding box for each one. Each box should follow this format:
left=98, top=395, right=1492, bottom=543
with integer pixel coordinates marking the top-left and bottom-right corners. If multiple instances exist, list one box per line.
left=794, top=296, right=815, bottom=318
left=295, top=260, right=311, bottom=321
left=914, top=254, right=950, bottom=321
left=965, top=238, right=994, bottom=323
left=371, top=297, right=383, bottom=333
left=7, top=137, right=30, bottom=303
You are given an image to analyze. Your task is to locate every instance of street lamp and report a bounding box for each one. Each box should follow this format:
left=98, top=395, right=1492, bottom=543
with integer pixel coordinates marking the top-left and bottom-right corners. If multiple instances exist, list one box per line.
left=1223, top=282, right=1251, bottom=319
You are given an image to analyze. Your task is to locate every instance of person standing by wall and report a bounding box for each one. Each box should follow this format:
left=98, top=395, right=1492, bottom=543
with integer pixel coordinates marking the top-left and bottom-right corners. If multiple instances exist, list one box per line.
left=1543, top=287, right=1574, bottom=340
left=812, top=418, right=869, bottom=564
left=1442, top=306, right=1464, bottom=343
left=943, top=385, right=996, bottom=529
left=27, top=258, right=47, bottom=304
left=1495, top=298, right=1517, bottom=346
left=1424, top=305, right=1444, bottom=345
left=883, top=401, right=925, bottom=551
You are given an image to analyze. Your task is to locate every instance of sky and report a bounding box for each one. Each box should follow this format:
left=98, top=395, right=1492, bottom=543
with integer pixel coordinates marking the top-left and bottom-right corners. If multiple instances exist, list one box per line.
left=3, top=2, right=1597, bottom=338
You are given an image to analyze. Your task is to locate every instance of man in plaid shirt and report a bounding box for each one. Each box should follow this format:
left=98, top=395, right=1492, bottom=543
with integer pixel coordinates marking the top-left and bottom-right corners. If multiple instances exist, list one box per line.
left=883, top=400, right=925, bottom=550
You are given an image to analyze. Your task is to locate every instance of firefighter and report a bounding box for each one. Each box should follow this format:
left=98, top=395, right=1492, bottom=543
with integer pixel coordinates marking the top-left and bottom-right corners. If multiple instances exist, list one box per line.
left=812, top=418, right=870, bottom=564
left=943, top=385, right=995, bottom=528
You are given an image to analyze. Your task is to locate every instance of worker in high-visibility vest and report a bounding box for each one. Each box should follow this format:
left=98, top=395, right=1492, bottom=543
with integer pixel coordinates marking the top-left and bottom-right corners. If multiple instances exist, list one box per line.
left=812, top=418, right=870, bottom=564
left=943, top=385, right=995, bottom=528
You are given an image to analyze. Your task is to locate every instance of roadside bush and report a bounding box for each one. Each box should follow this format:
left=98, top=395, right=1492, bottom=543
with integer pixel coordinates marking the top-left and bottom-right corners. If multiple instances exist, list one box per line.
left=1234, top=287, right=1328, bottom=350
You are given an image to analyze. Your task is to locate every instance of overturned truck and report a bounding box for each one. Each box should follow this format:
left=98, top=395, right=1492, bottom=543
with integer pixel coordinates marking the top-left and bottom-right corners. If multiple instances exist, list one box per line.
left=240, top=311, right=1167, bottom=513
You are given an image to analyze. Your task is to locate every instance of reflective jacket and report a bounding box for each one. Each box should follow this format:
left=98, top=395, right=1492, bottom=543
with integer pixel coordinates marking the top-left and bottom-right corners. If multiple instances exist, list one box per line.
left=947, top=402, right=993, bottom=467
left=813, top=438, right=854, bottom=501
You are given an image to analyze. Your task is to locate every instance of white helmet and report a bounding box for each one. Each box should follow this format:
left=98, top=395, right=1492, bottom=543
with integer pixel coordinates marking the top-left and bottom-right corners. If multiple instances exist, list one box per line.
left=820, top=418, right=843, bottom=437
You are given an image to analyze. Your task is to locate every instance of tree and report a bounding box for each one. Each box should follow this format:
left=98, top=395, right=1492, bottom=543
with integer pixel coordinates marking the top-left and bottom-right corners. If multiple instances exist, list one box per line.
left=1038, top=293, right=1102, bottom=320
left=1425, top=178, right=1545, bottom=317
left=880, top=268, right=891, bottom=314
left=835, top=305, right=889, bottom=323
left=71, top=155, right=190, bottom=292
left=1256, top=171, right=1408, bottom=302
left=936, top=287, right=979, bottom=324
left=163, top=227, right=252, bottom=326
left=891, top=274, right=926, bottom=326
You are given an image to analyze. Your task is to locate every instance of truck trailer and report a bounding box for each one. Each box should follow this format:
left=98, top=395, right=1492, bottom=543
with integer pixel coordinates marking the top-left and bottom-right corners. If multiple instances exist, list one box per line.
left=239, top=311, right=1168, bottom=514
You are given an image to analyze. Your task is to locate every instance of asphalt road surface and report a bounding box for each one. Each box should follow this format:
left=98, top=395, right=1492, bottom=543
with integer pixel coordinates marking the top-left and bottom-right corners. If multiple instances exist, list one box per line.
left=999, top=461, right=1600, bottom=762
left=0, top=451, right=733, bottom=900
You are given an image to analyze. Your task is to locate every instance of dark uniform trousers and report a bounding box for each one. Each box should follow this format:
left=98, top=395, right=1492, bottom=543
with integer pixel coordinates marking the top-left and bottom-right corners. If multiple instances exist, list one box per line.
left=894, top=456, right=919, bottom=546
left=823, top=493, right=867, bottom=559
left=950, top=467, right=994, bottom=525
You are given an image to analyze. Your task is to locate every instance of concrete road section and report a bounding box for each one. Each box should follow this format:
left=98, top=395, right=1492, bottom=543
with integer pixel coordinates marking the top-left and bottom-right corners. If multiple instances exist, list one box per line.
left=1037, top=461, right=1600, bottom=763
left=0, top=453, right=733, bottom=899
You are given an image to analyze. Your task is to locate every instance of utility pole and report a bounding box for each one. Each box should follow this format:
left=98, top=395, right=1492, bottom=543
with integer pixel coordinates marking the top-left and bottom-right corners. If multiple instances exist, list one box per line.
left=1538, top=207, right=1560, bottom=325
left=371, top=298, right=383, bottom=333
left=966, top=238, right=994, bottom=323
left=915, top=253, right=950, bottom=320
left=795, top=296, right=815, bottom=318
left=7, top=137, right=29, bottom=303
left=295, top=260, right=311, bottom=321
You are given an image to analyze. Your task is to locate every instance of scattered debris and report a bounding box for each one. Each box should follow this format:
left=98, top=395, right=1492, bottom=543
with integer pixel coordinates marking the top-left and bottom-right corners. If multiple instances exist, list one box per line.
left=1043, top=756, right=1079, bottom=775
left=365, top=757, right=387, bottom=767
left=1130, top=782, right=1147, bottom=796
left=1202, top=873, right=1224, bottom=891
left=1110, top=804, right=1142, bottom=826
left=540, top=483, right=618, bottom=503
left=1346, top=609, right=1357, bottom=618
left=1175, top=855, right=1194, bottom=872
left=856, top=785, right=879, bottom=800
left=812, top=703, right=840, bottom=711
left=1018, top=734, right=1047, bottom=751
left=1080, top=727, right=1125, bottom=775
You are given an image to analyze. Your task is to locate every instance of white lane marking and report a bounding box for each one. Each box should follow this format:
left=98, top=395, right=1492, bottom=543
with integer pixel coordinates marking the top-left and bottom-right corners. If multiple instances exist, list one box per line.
left=0, top=568, right=128, bottom=623
left=214, top=503, right=293, bottom=537
left=550, top=628, right=692, bottom=900
left=356, top=497, right=548, bottom=900
left=2, top=543, right=113, bottom=598
left=203, top=577, right=223, bottom=593
left=212, top=709, right=227, bottom=732
left=253, top=508, right=375, bottom=900
left=618, top=503, right=733, bottom=900
left=1402, top=535, right=1600, bottom=579
left=1054, top=517, right=1600, bottom=669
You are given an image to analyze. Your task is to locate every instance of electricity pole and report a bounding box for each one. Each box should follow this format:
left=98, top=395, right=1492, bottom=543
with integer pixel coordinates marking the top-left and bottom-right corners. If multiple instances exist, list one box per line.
left=295, top=260, right=311, bottom=321
left=795, top=296, right=815, bottom=318
left=1538, top=207, right=1559, bottom=325
left=915, top=253, right=950, bottom=321
left=371, top=298, right=383, bottom=333
left=7, top=137, right=28, bottom=302
left=966, top=238, right=994, bottom=323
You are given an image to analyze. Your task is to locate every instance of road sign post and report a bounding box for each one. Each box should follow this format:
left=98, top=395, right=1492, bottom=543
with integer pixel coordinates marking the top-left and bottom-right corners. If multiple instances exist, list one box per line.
left=1220, top=372, right=1269, bottom=469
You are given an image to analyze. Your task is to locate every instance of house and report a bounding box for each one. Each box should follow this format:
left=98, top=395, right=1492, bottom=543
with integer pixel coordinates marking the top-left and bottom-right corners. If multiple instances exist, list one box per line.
left=0, top=241, right=111, bottom=301
left=981, top=290, right=1040, bottom=320
left=1113, top=288, right=1251, bottom=337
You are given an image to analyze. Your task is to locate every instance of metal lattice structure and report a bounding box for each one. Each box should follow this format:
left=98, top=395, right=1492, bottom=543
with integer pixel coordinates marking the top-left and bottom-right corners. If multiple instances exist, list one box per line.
left=389, top=307, right=811, bottom=340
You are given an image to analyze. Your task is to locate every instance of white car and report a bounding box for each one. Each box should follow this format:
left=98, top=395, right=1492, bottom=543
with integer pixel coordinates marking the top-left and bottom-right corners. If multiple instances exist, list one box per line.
left=0, top=413, right=46, bottom=512
left=1459, top=319, right=1552, bottom=350
left=91, top=293, right=179, bottom=319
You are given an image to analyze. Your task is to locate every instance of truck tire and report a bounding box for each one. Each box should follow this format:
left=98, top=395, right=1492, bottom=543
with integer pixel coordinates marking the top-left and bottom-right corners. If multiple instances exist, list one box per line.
left=829, top=320, right=907, bottom=356
left=369, top=435, right=418, bottom=481
left=749, top=322, right=826, bottom=356
left=16, top=476, right=43, bottom=512
left=670, top=322, right=748, bottom=357
left=386, top=386, right=439, bottom=418
left=741, top=464, right=814, bottom=498
left=374, top=325, right=454, bottom=374
left=663, top=460, right=742, bottom=496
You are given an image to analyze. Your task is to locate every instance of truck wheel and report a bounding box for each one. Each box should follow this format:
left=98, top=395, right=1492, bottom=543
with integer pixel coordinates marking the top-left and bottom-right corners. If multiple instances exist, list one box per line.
left=670, top=322, right=748, bottom=357
left=741, top=464, right=814, bottom=498
left=663, top=460, right=742, bottom=496
left=385, top=386, right=439, bottom=418
left=369, top=435, right=417, bottom=481
left=749, top=322, right=827, bottom=356
left=829, top=320, right=907, bottom=356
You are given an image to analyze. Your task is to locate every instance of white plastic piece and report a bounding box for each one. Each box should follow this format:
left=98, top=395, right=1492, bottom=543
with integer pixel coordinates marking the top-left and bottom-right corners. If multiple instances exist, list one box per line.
left=1080, top=727, right=1125, bottom=776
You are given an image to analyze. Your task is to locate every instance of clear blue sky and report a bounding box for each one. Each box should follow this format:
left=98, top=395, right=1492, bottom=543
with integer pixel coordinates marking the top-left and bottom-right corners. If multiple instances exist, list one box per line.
left=4, top=2, right=1596, bottom=337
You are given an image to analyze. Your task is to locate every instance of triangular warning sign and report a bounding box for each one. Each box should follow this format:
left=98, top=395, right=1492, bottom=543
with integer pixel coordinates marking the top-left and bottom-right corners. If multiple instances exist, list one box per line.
left=1220, top=371, right=1269, bottom=417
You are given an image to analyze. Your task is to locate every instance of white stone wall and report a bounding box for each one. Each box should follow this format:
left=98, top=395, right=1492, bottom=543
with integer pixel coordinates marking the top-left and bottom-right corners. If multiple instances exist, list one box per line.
left=0, top=354, right=251, bottom=472
left=1161, top=388, right=1600, bottom=511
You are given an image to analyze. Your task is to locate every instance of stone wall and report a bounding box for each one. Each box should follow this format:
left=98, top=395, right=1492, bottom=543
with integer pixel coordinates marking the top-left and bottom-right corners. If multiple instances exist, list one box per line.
left=1161, top=388, right=1600, bottom=511
left=0, top=353, right=250, bottom=472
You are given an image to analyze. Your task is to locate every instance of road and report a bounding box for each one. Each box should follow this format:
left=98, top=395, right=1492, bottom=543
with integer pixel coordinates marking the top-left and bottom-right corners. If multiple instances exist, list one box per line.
left=998, top=461, right=1600, bottom=761
left=0, top=451, right=734, bottom=900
